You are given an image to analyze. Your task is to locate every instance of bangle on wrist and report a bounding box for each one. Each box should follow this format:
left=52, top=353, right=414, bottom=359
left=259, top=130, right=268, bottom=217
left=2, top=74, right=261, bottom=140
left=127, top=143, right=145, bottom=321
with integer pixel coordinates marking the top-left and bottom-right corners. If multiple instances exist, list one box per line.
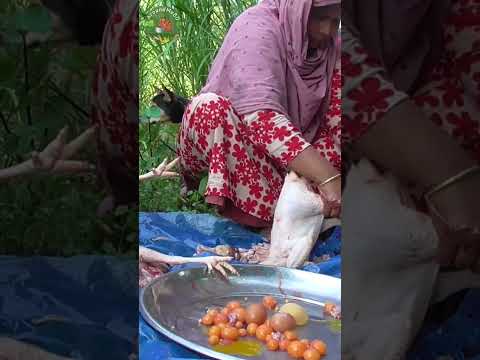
left=424, top=165, right=480, bottom=201
left=318, top=173, right=341, bottom=187
left=424, top=165, right=480, bottom=230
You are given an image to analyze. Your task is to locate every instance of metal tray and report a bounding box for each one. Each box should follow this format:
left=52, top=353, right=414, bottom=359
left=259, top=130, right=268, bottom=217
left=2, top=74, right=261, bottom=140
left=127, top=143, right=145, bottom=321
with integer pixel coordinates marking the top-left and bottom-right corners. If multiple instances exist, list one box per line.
left=140, top=265, right=341, bottom=360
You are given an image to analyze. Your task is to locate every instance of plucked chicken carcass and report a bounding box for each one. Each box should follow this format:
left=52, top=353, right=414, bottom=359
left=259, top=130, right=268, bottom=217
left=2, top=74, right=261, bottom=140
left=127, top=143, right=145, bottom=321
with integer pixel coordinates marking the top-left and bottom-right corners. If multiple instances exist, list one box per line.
left=261, top=171, right=325, bottom=268
left=341, top=158, right=480, bottom=360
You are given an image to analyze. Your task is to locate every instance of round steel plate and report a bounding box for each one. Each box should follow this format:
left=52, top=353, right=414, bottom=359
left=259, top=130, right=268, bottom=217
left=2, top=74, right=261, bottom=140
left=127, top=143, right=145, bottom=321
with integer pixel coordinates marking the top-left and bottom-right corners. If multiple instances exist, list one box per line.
left=140, top=265, right=341, bottom=359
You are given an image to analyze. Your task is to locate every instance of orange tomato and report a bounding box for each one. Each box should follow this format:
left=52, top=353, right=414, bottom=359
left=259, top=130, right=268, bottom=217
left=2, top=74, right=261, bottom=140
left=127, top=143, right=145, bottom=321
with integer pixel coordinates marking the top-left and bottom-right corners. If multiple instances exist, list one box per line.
left=246, top=323, right=258, bottom=336
left=208, top=335, right=220, bottom=345
left=221, top=307, right=230, bottom=316
left=287, top=340, right=308, bottom=359
left=311, top=340, right=327, bottom=355
left=266, top=339, right=279, bottom=351
left=221, top=327, right=239, bottom=341
left=201, top=314, right=214, bottom=326
left=214, top=313, right=228, bottom=325
left=255, top=324, right=272, bottom=342
left=239, top=328, right=247, bottom=337
left=263, top=296, right=278, bottom=310
left=208, top=325, right=221, bottom=337
left=231, top=307, right=248, bottom=323
left=284, top=330, right=298, bottom=341
left=227, top=301, right=241, bottom=310
left=303, top=348, right=321, bottom=360
left=300, top=339, right=310, bottom=347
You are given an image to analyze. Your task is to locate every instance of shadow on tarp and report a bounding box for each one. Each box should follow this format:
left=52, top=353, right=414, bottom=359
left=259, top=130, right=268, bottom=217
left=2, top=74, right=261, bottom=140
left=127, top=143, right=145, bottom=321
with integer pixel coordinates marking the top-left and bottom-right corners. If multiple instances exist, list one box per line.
left=139, top=212, right=341, bottom=360
left=0, top=255, right=137, bottom=359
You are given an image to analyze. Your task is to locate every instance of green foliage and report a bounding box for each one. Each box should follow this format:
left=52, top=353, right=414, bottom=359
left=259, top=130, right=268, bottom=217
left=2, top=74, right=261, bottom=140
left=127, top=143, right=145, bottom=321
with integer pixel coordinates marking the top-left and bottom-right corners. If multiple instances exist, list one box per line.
left=139, top=0, right=256, bottom=213
left=0, top=0, right=137, bottom=256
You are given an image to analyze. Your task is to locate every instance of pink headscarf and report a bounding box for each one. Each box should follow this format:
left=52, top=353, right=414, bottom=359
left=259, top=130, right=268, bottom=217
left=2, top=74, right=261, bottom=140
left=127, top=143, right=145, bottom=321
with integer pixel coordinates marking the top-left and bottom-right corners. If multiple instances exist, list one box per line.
left=200, top=0, right=340, bottom=143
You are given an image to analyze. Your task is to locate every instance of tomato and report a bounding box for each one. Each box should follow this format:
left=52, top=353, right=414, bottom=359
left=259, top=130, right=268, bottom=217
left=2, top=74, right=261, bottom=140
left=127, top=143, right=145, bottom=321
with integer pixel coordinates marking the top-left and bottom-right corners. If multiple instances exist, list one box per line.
left=239, top=328, right=247, bottom=337
left=266, top=339, right=279, bottom=351
left=208, top=335, right=220, bottom=345
left=201, top=314, right=214, bottom=326
left=263, top=296, right=278, bottom=310
left=255, top=324, right=273, bottom=342
left=222, top=326, right=239, bottom=341
left=208, top=325, right=221, bottom=337
left=311, top=340, right=327, bottom=355
left=284, top=330, right=298, bottom=341
left=231, top=307, right=248, bottom=323
left=303, top=348, right=321, bottom=360
left=214, top=313, right=229, bottom=325
left=300, top=339, right=310, bottom=347
left=221, top=307, right=230, bottom=316
left=227, top=301, right=241, bottom=310
left=287, top=340, right=308, bottom=359
left=246, top=323, right=258, bottom=336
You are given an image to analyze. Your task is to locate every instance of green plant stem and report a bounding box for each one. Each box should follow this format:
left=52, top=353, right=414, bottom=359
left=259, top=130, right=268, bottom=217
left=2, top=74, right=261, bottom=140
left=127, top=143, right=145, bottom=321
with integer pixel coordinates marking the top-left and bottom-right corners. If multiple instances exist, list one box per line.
left=48, top=80, right=90, bottom=118
left=0, top=112, right=11, bottom=134
left=21, top=31, right=32, bottom=126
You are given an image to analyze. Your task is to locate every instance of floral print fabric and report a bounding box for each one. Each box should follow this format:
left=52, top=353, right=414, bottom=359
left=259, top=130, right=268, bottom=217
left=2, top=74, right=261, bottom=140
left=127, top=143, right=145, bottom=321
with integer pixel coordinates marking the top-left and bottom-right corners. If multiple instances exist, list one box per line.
left=178, top=63, right=341, bottom=225
left=342, top=0, right=480, bottom=162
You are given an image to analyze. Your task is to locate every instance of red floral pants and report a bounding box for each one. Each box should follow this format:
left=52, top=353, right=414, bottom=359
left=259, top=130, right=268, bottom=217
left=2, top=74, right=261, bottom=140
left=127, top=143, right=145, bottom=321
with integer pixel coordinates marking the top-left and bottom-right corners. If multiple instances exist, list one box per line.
left=177, top=66, right=341, bottom=227
left=342, top=0, right=480, bottom=162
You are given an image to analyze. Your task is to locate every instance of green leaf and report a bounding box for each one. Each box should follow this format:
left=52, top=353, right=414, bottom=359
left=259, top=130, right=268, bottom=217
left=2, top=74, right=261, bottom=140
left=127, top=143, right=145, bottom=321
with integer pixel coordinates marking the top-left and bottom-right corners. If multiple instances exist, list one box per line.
left=198, top=176, right=208, bottom=195
left=12, top=6, right=52, bottom=33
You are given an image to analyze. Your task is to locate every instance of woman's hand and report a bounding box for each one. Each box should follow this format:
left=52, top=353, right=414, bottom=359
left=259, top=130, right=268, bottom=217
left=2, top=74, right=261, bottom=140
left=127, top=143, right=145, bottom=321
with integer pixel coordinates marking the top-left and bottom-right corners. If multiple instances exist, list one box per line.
left=426, top=172, right=480, bottom=271
left=288, top=146, right=341, bottom=217
left=316, top=176, right=341, bottom=218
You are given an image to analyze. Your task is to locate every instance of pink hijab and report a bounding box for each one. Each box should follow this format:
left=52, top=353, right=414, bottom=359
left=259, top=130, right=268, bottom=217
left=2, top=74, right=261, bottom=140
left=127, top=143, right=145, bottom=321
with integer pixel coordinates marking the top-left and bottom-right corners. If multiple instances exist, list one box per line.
left=200, top=0, right=340, bottom=143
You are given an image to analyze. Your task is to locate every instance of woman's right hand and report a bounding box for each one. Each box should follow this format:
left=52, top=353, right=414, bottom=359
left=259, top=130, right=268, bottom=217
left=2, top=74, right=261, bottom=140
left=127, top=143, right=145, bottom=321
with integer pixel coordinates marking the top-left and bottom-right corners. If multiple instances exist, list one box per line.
left=288, top=146, right=342, bottom=217
left=316, top=176, right=342, bottom=218
left=426, top=172, right=480, bottom=271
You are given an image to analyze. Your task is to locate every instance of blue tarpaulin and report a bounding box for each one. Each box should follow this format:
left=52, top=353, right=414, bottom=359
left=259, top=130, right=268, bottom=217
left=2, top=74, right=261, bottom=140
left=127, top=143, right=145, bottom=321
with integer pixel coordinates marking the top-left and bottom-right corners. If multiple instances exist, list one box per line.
left=0, top=255, right=137, bottom=359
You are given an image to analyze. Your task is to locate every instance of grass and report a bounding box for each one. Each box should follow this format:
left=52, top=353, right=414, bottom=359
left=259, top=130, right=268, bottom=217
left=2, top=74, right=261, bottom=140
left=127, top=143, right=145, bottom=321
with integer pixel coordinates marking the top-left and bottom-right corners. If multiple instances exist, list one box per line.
left=0, top=0, right=137, bottom=255
left=139, top=0, right=257, bottom=212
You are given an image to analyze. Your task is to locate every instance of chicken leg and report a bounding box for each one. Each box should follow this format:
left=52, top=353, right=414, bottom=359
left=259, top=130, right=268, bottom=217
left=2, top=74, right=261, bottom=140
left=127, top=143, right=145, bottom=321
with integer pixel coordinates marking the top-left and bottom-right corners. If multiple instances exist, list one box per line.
left=139, top=246, right=239, bottom=288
